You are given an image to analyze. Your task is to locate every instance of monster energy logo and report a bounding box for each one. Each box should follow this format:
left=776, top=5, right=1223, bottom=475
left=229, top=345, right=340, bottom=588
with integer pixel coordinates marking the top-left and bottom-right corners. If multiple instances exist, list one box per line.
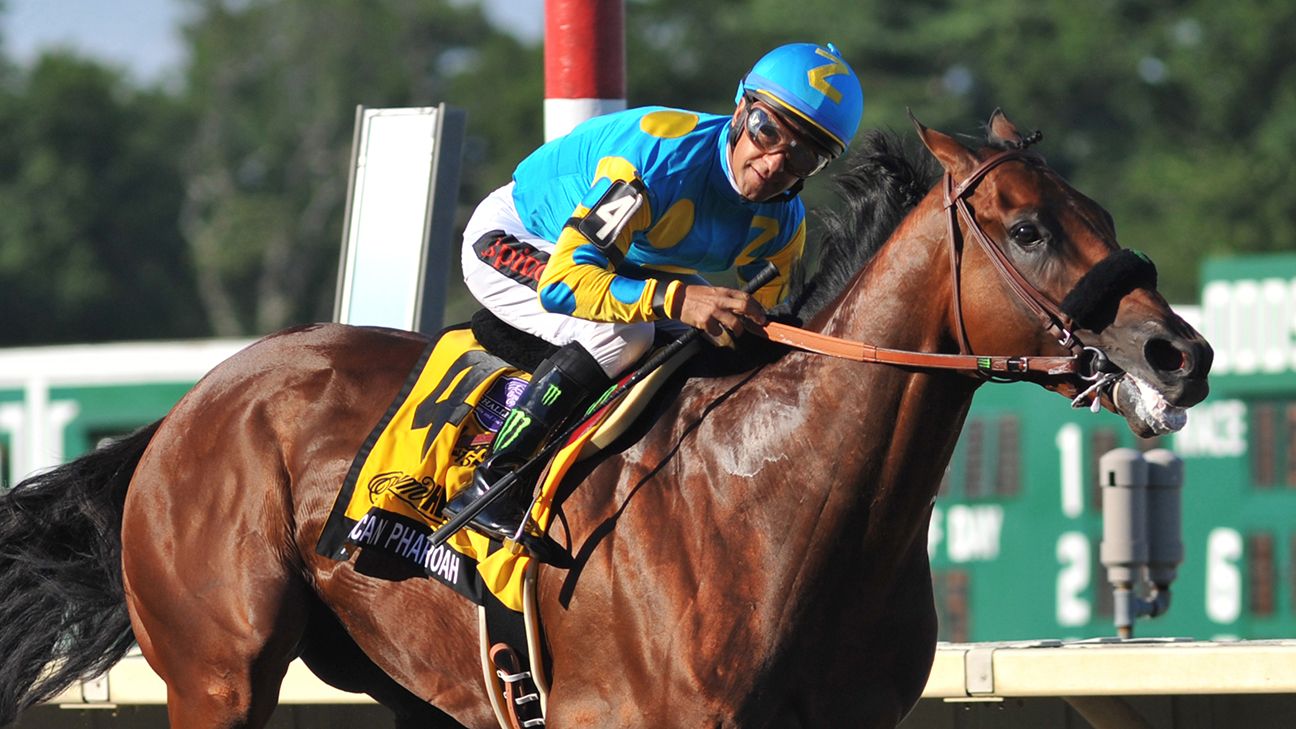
left=495, top=409, right=534, bottom=451
left=541, top=383, right=562, bottom=406
left=584, top=383, right=620, bottom=416
left=977, top=357, right=992, bottom=370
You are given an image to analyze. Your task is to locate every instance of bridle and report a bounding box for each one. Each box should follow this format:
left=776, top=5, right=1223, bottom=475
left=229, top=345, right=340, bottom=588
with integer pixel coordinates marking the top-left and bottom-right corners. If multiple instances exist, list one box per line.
left=943, top=150, right=1080, bottom=361
left=757, top=149, right=1130, bottom=404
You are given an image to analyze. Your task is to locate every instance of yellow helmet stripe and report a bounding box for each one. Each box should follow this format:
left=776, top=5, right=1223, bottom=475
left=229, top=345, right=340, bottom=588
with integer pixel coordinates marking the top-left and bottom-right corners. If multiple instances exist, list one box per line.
left=750, top=87, right=846, bottom=151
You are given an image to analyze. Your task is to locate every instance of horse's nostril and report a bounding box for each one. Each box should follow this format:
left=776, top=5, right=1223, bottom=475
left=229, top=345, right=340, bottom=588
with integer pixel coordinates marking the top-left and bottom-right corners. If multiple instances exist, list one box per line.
left=1145, top=338, right=1186, bottom=372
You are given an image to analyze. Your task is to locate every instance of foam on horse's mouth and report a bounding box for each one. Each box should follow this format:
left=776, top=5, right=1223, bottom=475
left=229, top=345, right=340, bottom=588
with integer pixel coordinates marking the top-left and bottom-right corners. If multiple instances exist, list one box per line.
left=1115, top=374, right=1187, bottom=435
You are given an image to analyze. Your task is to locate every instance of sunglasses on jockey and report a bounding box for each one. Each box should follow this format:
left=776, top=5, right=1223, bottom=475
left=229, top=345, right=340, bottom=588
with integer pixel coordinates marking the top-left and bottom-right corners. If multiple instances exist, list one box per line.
left=741, top=98, right=834, bottom=179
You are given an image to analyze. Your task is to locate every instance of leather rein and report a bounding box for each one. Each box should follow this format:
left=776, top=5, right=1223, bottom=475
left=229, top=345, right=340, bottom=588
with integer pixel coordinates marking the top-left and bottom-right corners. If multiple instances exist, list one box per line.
left=757, top=150, right=1115, bottom=383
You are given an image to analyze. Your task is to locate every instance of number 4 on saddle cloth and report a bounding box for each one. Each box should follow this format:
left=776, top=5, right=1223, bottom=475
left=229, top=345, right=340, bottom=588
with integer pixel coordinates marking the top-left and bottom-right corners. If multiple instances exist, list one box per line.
left=315, top=312, right=693, bottom=613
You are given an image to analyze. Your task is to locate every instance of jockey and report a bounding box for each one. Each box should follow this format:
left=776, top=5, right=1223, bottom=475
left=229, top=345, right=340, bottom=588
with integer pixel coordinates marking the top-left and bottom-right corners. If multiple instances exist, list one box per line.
left=446, top=42, right=865, bottom=541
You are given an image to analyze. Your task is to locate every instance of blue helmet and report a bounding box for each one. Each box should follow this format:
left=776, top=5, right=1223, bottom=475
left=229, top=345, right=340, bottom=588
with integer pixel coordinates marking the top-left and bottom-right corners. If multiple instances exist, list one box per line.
left=735, top=42, right=864, bottom=157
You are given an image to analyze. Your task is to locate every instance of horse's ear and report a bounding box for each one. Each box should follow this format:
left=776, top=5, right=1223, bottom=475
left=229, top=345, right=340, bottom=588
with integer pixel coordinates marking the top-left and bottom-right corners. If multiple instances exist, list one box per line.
left=987, top=108, right=1023, bottom=148
left=909, top=108, right=976, bottom=180
left=987, top=108, right=1043, bottom=149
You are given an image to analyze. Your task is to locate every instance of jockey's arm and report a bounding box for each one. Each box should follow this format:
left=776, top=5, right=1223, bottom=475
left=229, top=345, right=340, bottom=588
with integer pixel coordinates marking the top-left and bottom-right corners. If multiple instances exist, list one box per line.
left=675, top=215, right=804, bottom=344
left=536, top=164, right=674, bottom=324
left=736, top=216, right=806, bottom=310
left=536, top=160, right=804, bottom=338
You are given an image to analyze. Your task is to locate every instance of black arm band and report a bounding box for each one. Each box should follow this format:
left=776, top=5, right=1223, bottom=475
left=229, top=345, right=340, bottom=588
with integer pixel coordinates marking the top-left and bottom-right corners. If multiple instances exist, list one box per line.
left=651, top=282, right=672, bottom=319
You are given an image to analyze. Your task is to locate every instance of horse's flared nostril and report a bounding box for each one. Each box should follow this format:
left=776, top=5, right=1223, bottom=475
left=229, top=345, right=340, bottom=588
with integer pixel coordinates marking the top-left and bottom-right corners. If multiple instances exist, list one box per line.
left=1145, top=338, right=1187, bottom=373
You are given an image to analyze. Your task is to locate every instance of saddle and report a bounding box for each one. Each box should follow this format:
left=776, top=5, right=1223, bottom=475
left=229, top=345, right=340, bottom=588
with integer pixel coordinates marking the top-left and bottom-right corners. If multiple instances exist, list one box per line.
left=315, top=311, right=698, bottom=729
left=469, top=309, right=693, bottom=460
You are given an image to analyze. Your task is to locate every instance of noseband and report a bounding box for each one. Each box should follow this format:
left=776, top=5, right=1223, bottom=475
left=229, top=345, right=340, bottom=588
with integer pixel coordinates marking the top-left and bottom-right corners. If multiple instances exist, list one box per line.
left=759, top=149, right=1150, bottom=402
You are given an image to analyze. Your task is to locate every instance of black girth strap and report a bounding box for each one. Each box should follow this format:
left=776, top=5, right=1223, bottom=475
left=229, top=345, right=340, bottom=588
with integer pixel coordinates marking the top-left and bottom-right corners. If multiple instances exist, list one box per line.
left=1061, top=249, right=1158, bottom=333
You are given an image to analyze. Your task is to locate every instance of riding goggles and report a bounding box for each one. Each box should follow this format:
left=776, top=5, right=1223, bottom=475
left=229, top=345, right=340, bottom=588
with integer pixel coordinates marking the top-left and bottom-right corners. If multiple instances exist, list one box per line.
left=743, top=103, right=833, bottom=178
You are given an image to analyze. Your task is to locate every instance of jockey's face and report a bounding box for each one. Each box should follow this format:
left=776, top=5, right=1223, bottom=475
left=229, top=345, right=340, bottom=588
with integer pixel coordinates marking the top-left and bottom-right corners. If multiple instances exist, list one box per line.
left=728, top=101, right=806, bottom=201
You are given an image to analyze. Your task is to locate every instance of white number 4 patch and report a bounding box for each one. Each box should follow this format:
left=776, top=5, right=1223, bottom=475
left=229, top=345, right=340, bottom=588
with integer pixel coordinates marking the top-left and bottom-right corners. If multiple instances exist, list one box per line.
left=575, top=180, right=644, bottom=251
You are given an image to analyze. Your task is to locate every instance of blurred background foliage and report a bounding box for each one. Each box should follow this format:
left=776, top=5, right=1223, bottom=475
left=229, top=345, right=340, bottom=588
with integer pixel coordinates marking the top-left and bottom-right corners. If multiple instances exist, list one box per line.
left=0, top=0, right=1291, bottom=344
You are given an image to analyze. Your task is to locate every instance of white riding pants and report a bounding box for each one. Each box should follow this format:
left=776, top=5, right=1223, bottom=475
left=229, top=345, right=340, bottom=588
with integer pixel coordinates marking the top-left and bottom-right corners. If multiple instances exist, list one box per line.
left=461, top=184, right=657, bottom=377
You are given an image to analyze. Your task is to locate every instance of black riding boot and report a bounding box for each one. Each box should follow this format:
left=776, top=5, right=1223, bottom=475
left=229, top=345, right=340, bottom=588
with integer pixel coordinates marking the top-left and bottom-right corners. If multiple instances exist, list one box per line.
left=443, top=343, right=611, bottom=541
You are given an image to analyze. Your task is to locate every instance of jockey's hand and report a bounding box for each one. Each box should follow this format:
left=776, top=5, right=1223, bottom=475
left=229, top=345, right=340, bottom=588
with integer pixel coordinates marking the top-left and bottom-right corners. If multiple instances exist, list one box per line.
left=675, top=284, right=768, bottom=348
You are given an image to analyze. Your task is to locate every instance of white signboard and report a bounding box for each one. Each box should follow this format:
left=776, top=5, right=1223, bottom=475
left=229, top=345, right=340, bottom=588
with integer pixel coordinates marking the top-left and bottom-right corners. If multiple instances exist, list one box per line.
left=334, top=105, right=464, bottom=332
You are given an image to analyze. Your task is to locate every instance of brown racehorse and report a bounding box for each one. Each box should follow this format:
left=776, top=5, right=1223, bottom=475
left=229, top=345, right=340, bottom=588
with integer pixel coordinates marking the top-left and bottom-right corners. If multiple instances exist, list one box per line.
left=0, top=112, right=1210, bottom=728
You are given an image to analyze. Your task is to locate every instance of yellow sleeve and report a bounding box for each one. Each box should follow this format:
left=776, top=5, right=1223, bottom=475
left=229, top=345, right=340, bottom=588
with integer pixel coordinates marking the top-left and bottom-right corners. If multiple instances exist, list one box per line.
left=537, top=156, right=670, bottom=323
left=737, top=216, right=806, bottom=309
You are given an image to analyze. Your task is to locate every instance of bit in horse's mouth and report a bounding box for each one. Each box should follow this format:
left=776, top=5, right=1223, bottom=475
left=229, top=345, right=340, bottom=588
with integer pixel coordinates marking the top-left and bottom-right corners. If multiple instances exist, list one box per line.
left=1114, top=374, right=1188, bottom=436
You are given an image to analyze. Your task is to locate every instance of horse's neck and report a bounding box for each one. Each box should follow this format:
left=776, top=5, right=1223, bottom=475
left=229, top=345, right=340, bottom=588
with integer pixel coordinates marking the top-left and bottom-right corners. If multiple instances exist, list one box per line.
left=816, top=201, right=952, bottom=352
left=563, top=211, right=980, bottom=678
left=766, top=200, right=976, bottom=561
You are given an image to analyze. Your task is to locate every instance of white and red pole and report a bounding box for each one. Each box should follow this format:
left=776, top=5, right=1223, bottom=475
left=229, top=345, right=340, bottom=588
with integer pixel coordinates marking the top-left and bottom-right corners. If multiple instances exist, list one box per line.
left=544, top=0, right=626, bottom=141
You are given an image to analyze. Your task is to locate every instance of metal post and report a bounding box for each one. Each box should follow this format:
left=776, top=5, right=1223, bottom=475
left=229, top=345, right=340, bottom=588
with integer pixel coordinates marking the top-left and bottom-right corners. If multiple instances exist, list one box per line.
left=1099, top=448, right=1149, bottom=638
left=544, top=0, right=627, bottom=140
left=1098, top=447, right=1184, bottom=637
left=1143, top=449, right=1184, bottom=618
left=333, top=105, right=465, bottom=333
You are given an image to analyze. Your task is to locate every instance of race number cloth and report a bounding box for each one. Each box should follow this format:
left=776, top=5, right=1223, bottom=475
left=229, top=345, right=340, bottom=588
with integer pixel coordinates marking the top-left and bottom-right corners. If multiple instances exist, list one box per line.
left=315, top=327, right=619, bottom=612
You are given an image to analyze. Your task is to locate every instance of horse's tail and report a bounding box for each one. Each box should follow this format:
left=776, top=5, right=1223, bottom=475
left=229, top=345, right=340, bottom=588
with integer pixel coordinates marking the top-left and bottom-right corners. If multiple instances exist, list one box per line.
left=0, top=420, right=160, bottom=724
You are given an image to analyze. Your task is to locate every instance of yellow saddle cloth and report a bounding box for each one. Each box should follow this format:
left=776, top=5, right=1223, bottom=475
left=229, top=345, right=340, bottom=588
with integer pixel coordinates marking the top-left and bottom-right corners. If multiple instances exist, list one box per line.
left=316, top=326, right=692, bottom=612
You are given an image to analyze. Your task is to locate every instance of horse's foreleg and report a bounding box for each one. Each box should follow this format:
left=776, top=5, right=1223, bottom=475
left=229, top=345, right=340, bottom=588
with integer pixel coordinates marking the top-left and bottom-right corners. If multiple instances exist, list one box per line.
left=840, top=542, right=939, bottom=729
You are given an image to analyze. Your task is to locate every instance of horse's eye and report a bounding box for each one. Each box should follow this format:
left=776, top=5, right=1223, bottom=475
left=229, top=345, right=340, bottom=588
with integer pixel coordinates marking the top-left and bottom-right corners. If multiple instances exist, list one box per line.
left=1010, top=222, right=1044, bottom=246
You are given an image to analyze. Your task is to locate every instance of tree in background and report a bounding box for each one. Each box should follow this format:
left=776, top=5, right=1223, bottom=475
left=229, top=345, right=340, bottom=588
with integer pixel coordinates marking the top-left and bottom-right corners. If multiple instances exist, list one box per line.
left=177, top=0, right=519, bottom=335
left=0, top=54, right=204, bottom=344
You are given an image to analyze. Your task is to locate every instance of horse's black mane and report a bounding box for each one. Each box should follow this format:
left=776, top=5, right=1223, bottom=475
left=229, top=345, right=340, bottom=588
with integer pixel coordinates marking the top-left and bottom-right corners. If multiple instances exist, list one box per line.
left=773, top=129, right=941, bottom=322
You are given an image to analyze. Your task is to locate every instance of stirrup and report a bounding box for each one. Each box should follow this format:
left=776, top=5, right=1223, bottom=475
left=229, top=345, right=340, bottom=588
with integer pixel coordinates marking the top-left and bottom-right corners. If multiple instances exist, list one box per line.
left=463, top=512, right=570, bottom=566
left=510, top=529, right=571, bottom=567
left=444, top=476, right=568, bottom=564
left=443, top=473, right=527, bottom=535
